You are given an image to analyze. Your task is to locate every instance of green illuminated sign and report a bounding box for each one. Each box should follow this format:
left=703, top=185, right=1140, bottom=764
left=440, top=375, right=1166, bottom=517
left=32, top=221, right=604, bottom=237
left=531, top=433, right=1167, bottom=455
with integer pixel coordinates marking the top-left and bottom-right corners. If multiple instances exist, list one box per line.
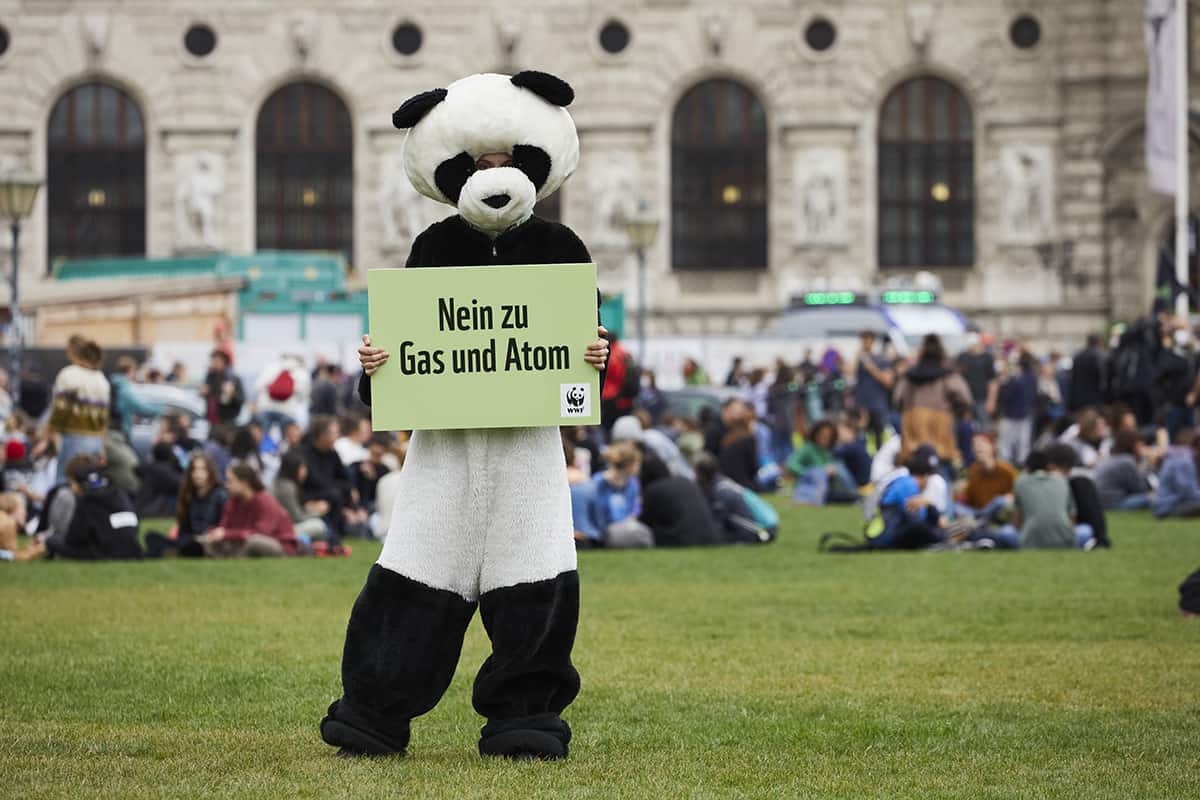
left=882, top=290, right=936, bottom=304
left=803, top=291, right=859, bottom=306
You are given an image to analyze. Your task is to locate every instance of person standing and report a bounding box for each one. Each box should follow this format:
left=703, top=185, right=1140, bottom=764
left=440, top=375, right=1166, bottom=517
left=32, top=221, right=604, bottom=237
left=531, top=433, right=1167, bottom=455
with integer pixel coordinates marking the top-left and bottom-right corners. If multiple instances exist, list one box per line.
left=109, top=356, right=163, bottom=441
left=253, top=353, right=311, bottom=436
left=1068, top=334, right=1108, bottom=413
left=201, top=349, right=244, bottom=426
left=48, top=336, right=111, bottom=485
left=852, top=331, right=895, bottom=451
left=995, top=352, right=1039, bottom=467
left=956, top=333, right=997, bottom=425
left=892, top=334, right=972, bottom=466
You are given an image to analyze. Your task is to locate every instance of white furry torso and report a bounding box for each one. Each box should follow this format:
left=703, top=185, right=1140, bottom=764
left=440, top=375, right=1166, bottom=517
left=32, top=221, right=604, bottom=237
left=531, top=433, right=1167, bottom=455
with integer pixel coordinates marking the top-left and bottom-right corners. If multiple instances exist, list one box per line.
left=376, top=426, right=576, bottom=601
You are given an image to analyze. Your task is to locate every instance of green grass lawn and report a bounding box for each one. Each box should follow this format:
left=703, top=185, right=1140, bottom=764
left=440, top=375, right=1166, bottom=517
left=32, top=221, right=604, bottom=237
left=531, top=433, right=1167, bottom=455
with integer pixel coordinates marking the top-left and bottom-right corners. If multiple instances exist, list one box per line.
left=2, top=504, right=1199, bottom=799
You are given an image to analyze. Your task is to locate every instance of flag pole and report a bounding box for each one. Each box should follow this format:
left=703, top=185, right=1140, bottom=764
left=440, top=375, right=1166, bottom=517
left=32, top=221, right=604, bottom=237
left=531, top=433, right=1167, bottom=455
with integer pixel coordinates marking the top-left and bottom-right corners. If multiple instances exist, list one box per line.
left=1175, top=0, right=1190, bottom=318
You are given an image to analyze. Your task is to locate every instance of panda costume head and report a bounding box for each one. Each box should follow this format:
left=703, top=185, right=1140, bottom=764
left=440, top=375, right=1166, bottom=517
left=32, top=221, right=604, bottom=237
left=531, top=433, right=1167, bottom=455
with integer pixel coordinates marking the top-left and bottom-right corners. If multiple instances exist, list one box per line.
left=393, top=71, right=579, bottom=236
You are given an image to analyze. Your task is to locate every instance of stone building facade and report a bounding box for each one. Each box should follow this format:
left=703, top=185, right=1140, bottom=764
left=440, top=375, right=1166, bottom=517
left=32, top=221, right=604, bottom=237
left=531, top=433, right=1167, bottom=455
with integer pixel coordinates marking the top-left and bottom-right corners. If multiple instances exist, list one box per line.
left=0, top=0, right=1194, bottom=346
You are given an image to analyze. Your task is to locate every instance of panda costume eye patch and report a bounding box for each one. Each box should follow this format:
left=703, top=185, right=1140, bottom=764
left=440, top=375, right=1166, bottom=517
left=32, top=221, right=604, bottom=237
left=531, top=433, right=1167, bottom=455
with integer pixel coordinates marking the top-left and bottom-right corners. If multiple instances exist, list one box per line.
left=511, top=145, right=552, bottom=191
left=434, top=152, right=476, bottom=204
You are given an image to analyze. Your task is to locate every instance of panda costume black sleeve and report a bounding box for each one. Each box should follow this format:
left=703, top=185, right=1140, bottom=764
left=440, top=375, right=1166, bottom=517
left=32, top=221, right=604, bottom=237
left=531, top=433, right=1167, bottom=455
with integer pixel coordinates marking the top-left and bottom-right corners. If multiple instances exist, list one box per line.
left=322, top=72, right=599, bottom=761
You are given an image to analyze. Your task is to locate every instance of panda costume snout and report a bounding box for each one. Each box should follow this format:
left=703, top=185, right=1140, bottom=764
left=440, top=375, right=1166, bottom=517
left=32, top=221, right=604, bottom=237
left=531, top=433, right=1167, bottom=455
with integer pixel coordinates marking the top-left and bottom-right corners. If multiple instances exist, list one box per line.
left=321, top=70, right=599, bottom=763
left=457, top=166, right=535, bottom=232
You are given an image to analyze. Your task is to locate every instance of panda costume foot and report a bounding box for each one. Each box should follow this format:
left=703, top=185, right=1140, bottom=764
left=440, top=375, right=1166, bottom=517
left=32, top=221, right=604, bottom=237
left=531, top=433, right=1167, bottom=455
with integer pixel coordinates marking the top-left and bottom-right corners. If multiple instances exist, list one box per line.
left=320, top=700, right=410, bottom=757
left=478, top=714, right=572, bottom=760
left=322, top=71, right=594, bottom=762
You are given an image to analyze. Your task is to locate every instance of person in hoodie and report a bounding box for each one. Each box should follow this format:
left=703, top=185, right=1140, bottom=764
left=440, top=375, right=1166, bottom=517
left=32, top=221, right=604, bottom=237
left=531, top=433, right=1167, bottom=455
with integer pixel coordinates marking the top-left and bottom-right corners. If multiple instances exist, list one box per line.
left=892, top=333, right=972, bottom=467
left=638, top=450, right=723, bottom=548
left=199, top=463, right=298, bottom=557
left=44, top=455, right=143, bottom=561
left=1153, top=428, right=1200, bottom=518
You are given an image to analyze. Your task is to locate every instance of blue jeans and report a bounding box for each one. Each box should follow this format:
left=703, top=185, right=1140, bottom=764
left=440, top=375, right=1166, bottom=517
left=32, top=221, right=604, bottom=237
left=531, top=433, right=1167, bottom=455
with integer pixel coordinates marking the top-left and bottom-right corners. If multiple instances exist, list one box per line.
left=255, top=410, right=296, bottom=439
left=984, top=523, right=1094, bottom=549
left=1115, top=493, right=1152, bottom=511
left=770, top=429, right=794, bottom=466
left=956, top=496, right=1011, bottom=523
left=56, top=434, right=105, bottom=485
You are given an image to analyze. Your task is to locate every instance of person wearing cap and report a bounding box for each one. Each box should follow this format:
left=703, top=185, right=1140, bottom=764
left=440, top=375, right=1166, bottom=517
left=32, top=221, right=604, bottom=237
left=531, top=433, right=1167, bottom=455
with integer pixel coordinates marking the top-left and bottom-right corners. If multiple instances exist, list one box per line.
left=43, top=454, right=142, bottom=561
left=869, top=445, right=947, bottom=550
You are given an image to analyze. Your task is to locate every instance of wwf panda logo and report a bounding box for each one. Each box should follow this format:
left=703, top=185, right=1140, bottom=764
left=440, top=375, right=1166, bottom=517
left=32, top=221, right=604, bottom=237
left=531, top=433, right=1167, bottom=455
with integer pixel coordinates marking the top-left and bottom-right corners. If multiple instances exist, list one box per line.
left=560, top=383, right=590, bottom=417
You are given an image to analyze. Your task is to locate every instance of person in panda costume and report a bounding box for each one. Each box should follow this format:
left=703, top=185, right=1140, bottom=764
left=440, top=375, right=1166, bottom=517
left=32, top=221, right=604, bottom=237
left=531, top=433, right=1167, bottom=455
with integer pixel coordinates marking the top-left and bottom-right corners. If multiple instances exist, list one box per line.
left=319, top=71, right=608, bottom=760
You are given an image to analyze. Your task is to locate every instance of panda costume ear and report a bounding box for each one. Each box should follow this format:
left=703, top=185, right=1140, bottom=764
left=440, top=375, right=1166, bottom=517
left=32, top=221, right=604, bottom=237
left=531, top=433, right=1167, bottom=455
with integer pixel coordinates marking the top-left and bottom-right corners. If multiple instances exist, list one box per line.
left=511, top=71, right=574, bottom=107
left=393, top=88, right=448, bottom=129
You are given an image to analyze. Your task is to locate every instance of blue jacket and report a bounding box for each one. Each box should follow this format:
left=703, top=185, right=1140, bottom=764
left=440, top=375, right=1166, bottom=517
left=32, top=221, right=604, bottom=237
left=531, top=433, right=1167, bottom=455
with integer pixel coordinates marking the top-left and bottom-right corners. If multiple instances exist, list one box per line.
left=1153, top=447, right=1200, bottom=518
left=590, top=472, right=641, bottom=530
left=110, top=374, right=164, bottom=438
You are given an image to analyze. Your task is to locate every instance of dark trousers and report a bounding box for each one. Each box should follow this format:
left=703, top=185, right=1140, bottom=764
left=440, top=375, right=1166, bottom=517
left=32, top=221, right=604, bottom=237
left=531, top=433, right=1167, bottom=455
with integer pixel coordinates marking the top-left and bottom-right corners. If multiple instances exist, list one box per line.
left=321, top=565, right=580, bottom=758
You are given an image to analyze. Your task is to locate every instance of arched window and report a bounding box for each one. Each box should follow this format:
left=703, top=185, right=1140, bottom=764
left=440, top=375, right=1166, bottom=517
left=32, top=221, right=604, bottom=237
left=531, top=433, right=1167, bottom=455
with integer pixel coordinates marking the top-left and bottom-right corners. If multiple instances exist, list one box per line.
left=878, top=76, right=974, bottom=268
left=256, top=82, right=354, bottom=264
left=671, top=79, right=768, bottom=271
left=47, top=82, right=146, bottom=265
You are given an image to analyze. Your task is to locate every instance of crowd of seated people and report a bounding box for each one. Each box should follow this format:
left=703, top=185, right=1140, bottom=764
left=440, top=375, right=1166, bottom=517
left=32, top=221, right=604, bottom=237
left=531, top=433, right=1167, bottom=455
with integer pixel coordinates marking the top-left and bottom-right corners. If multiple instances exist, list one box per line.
left=0, top=339, right=409, bottom=563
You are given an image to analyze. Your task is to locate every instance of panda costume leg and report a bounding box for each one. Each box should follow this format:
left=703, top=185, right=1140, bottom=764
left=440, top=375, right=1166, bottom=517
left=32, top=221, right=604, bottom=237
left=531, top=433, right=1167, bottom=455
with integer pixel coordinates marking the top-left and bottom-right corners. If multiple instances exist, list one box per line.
left=322, top=71, right=594, bottom=761
left=321, top=427, right=580, bottom=758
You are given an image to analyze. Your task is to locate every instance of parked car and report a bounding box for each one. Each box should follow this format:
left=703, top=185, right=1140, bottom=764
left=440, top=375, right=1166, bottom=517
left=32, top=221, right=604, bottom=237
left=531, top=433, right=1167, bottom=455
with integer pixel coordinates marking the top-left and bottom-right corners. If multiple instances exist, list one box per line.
left=127, top=383, right=210, bottom=461
left=662, top=386, right=742, bottom=421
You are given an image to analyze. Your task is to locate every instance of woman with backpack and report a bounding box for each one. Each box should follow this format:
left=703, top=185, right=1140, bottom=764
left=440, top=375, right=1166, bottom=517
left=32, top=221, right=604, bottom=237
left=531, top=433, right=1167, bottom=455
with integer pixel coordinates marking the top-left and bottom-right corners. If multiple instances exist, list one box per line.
left=253, top=354, right=311, bottom=436
left=892, top=334, right=972, bottom=467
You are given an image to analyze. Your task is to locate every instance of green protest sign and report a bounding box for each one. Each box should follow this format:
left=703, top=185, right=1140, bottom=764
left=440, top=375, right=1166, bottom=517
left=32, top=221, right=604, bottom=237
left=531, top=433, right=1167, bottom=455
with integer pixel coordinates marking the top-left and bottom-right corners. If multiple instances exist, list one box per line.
left=367, top=263, right=601, bottom=430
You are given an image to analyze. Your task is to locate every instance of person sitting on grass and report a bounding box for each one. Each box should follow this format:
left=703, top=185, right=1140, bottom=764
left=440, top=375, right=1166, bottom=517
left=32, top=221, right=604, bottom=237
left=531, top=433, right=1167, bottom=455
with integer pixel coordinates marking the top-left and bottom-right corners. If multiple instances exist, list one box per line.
left=44, top=455, right=143, bottom=561
left=1044, top=443, right=1109, bottom=549
left=273, top=450, right=335, bottom=544
left=1094, top=429, right=1155, bottom=511
left=694, top=453, right=777, bottom=544
left=869, top=445, right=947, bottom=550
left=198, top=464, right=298, bottom=557
left=788, top=420, right=859, bottom=506
left=833, top=413, right=873, bottom=490
left=959, top=432, right=1017, bottom=522
left=982, top=449, right=1095, bottom=550
left=586, top=441, right=653, bottom=548
left=348, top=435, right=392, bottom=514
left=0, top=492, right=43, bottom=561
left=1152, top=428, right=1200, bottom=519
left=637, top=450, right=723, bottom=548
left=174, top=453, right=228, bottom=557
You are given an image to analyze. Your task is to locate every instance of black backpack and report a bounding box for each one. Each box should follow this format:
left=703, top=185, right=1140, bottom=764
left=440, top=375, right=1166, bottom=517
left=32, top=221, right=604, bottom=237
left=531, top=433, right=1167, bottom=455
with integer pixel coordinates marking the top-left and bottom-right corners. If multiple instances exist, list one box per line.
left=619, top=352, right=641, bottom=400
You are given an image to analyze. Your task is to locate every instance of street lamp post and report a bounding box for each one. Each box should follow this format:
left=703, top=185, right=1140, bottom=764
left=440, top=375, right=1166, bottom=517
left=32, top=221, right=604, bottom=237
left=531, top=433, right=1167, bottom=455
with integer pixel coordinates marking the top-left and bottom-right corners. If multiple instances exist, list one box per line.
left=617, top=203, right=660, bottom=363
left=0, top=172, right=44, bottom=403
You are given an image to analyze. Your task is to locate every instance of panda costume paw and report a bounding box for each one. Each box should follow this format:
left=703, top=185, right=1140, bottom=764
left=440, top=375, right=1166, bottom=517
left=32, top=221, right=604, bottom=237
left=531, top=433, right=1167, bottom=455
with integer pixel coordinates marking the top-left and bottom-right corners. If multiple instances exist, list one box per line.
left=322, top=72, right=596, bottom=762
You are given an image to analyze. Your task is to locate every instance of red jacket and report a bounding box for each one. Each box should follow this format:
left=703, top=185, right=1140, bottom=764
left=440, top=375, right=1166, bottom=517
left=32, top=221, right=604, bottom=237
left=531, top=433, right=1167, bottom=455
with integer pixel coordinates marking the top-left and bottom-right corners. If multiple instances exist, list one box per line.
left=219, top=491, right=298, bottom=554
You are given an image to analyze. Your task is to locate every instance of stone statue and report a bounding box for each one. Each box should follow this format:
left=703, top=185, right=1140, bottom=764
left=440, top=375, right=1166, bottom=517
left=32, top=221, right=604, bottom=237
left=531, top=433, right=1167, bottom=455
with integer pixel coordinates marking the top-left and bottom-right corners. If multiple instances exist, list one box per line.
left=82, top=14, right=111, bottom=58
left=379, top=152, right=443, bottom=251
left=1001, top=144, right=1055, bottom=244
left=905, top=2, right=939, bottom=54
left=290, top=13, right=318, bottom=60
left=175, top=152, right=224, bottom=252
left=793, top=148, right=848, bottom=246
left=587, top=151, right=638, bottom=249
